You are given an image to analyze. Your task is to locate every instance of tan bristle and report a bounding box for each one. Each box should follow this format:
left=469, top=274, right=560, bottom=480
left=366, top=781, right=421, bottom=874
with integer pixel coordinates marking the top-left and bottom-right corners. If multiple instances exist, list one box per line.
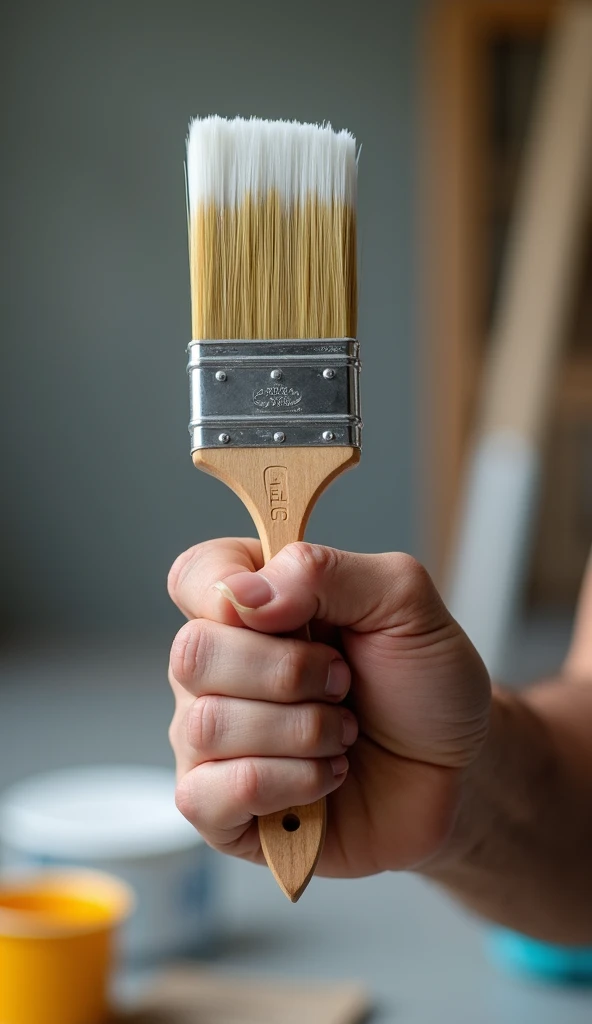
left=186, top=117, right=357, bottom=340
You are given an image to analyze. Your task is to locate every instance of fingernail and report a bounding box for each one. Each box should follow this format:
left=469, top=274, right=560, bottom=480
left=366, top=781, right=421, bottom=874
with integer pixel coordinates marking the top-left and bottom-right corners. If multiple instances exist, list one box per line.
left=331, top=754, right=349, bottom=776
left=341, top=712, right=358, bottom=747
left=325, top=659, right=350, bottom=698
left=213, top=573, right=274, bottom=612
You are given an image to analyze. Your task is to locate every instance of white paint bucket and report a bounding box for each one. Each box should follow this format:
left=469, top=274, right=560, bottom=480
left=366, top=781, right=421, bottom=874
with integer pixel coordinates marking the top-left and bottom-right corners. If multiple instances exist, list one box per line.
left=0, top=766, right=217, bottom=962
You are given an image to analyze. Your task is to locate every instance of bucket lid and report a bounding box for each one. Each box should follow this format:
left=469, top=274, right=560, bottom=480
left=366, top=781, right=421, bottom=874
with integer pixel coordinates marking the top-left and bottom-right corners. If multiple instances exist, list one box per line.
left=0, top=766, right=203, bottom=859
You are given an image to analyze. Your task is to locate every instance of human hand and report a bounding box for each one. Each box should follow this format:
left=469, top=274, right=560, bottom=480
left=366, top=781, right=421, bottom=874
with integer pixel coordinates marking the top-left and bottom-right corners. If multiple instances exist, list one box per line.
left=167, top=540, right=490, bottom=876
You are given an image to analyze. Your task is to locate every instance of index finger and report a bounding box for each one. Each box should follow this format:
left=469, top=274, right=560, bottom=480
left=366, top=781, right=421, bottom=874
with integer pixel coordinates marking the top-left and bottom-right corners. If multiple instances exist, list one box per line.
left=167, top=537, right=263, bottom=623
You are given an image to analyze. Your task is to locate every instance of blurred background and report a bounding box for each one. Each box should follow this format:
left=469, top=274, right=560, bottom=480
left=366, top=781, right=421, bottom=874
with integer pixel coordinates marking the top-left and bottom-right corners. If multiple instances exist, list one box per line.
left=1, top=0, right=591, bottom=1021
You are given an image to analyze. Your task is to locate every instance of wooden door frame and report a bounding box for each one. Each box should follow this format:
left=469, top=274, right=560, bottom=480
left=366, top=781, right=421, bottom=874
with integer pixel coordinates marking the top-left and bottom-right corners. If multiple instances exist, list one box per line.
left=418, top=0, right=559, bottom=581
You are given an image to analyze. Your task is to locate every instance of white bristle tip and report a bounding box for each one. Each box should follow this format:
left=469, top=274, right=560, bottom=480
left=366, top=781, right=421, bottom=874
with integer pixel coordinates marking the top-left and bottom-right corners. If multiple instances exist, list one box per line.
left=186, top=115, right=357, bottom=212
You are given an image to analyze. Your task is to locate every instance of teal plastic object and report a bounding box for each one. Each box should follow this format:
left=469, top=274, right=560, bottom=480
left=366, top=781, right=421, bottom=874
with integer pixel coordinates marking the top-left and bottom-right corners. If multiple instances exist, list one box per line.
left=486, top=928, right=592, bottom=983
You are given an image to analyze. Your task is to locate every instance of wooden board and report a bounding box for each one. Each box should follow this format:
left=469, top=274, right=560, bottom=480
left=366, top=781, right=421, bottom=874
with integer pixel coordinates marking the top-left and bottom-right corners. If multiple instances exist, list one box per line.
left=420, top=0, right=560, bottom=578
left=444, top=1, right=592, bottom=672
left=116, top=966, right=371, bottom=1024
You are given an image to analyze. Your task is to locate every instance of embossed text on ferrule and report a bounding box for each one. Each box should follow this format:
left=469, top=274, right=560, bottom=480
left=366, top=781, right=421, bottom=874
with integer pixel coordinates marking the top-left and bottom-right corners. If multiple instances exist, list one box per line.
left=264, top=466, right=289, bottom=521
left=253, top=385, right=302, bottom=409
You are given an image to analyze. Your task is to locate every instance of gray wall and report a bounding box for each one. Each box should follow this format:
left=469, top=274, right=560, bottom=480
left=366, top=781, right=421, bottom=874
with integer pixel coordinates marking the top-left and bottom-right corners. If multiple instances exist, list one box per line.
left=2, top=0, right=422, bottom=639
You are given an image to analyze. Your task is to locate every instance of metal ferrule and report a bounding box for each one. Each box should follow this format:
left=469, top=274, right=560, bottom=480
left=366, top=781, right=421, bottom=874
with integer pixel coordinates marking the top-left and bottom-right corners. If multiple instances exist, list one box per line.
left=188, top=339, right=362, bottom=451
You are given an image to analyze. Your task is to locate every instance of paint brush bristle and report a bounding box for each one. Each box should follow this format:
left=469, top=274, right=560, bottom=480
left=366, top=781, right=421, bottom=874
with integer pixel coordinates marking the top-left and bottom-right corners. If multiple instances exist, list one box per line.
left=186, top=115, right=357, bottom=341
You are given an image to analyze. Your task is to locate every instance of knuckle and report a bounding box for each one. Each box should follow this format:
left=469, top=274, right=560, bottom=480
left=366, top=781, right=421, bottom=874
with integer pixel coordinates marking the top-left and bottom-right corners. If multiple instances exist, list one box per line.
left=167, top=539, right=224, bottom=604
left=231, top=758, right=262, bottom=807
left=282, top=542, right=338, bottom=582
left=390, top=553, right=434, bottom=605
left=301, top=758, right=327, bottom=798
left=167, top=545, right=199, bottom=603
left=273, top=645, right=308, bottom=700
left=186, top=694, right=225, bottom=757
left=168, top=713, right=182, bottom=754
left=174, top=772, right=197, bottom=823
left=293, top=706, right=324, bottom=755
left=170, top=619, right=213, bottom=688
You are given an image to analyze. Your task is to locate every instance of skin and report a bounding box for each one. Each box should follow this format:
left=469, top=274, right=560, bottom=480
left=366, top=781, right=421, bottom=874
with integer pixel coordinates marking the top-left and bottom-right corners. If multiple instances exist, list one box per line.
left=168, top=541, right=592, bottom=943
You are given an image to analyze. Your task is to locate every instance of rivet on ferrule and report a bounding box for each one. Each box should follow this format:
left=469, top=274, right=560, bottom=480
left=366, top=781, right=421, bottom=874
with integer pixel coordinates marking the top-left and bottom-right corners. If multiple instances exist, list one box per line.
left=218, top=433, right=230, bottom=444
left=215, top=370, right=227, bottom=382
left=270, top=369, right=283, bottom=380
left=273, top=431, right=286, bottom=443
left=322, top=368, right=336, bottom=380
left=322, top=431, right=335, bottom=442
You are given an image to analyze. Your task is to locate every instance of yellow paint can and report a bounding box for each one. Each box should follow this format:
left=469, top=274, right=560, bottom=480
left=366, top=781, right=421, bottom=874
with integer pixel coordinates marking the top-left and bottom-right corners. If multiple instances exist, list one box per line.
left=0, top=869, right=133, bottom=1024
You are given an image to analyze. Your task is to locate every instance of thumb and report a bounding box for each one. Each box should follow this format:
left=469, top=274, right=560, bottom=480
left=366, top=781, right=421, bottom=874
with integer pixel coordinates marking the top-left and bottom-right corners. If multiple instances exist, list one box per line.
left=213, top=542, right=450, bottom=636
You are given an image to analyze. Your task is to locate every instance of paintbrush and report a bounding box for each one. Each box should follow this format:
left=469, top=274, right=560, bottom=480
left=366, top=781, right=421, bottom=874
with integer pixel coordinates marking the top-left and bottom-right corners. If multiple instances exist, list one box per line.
left=185, top=116, right=360, bottom=901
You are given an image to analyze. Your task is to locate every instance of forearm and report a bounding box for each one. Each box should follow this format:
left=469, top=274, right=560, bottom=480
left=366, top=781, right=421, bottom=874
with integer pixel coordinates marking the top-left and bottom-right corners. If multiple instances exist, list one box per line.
left=421, top=681, right=592, bottom=944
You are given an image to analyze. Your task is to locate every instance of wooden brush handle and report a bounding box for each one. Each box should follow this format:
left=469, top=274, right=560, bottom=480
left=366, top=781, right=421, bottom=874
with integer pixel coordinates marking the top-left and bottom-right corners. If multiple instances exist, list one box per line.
left=193, top=445, right=359, bottom=901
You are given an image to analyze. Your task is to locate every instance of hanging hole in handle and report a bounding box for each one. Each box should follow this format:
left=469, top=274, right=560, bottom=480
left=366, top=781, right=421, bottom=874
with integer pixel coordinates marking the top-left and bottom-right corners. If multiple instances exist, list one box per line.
left=282, top=813, right=301, bottom=832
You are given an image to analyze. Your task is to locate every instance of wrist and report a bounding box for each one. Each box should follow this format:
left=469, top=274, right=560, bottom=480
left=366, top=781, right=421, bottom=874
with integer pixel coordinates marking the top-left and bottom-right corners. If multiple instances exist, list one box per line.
left=418, top=685, right=555, bottom=883
left=412, top=679, right=592, bottom=943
